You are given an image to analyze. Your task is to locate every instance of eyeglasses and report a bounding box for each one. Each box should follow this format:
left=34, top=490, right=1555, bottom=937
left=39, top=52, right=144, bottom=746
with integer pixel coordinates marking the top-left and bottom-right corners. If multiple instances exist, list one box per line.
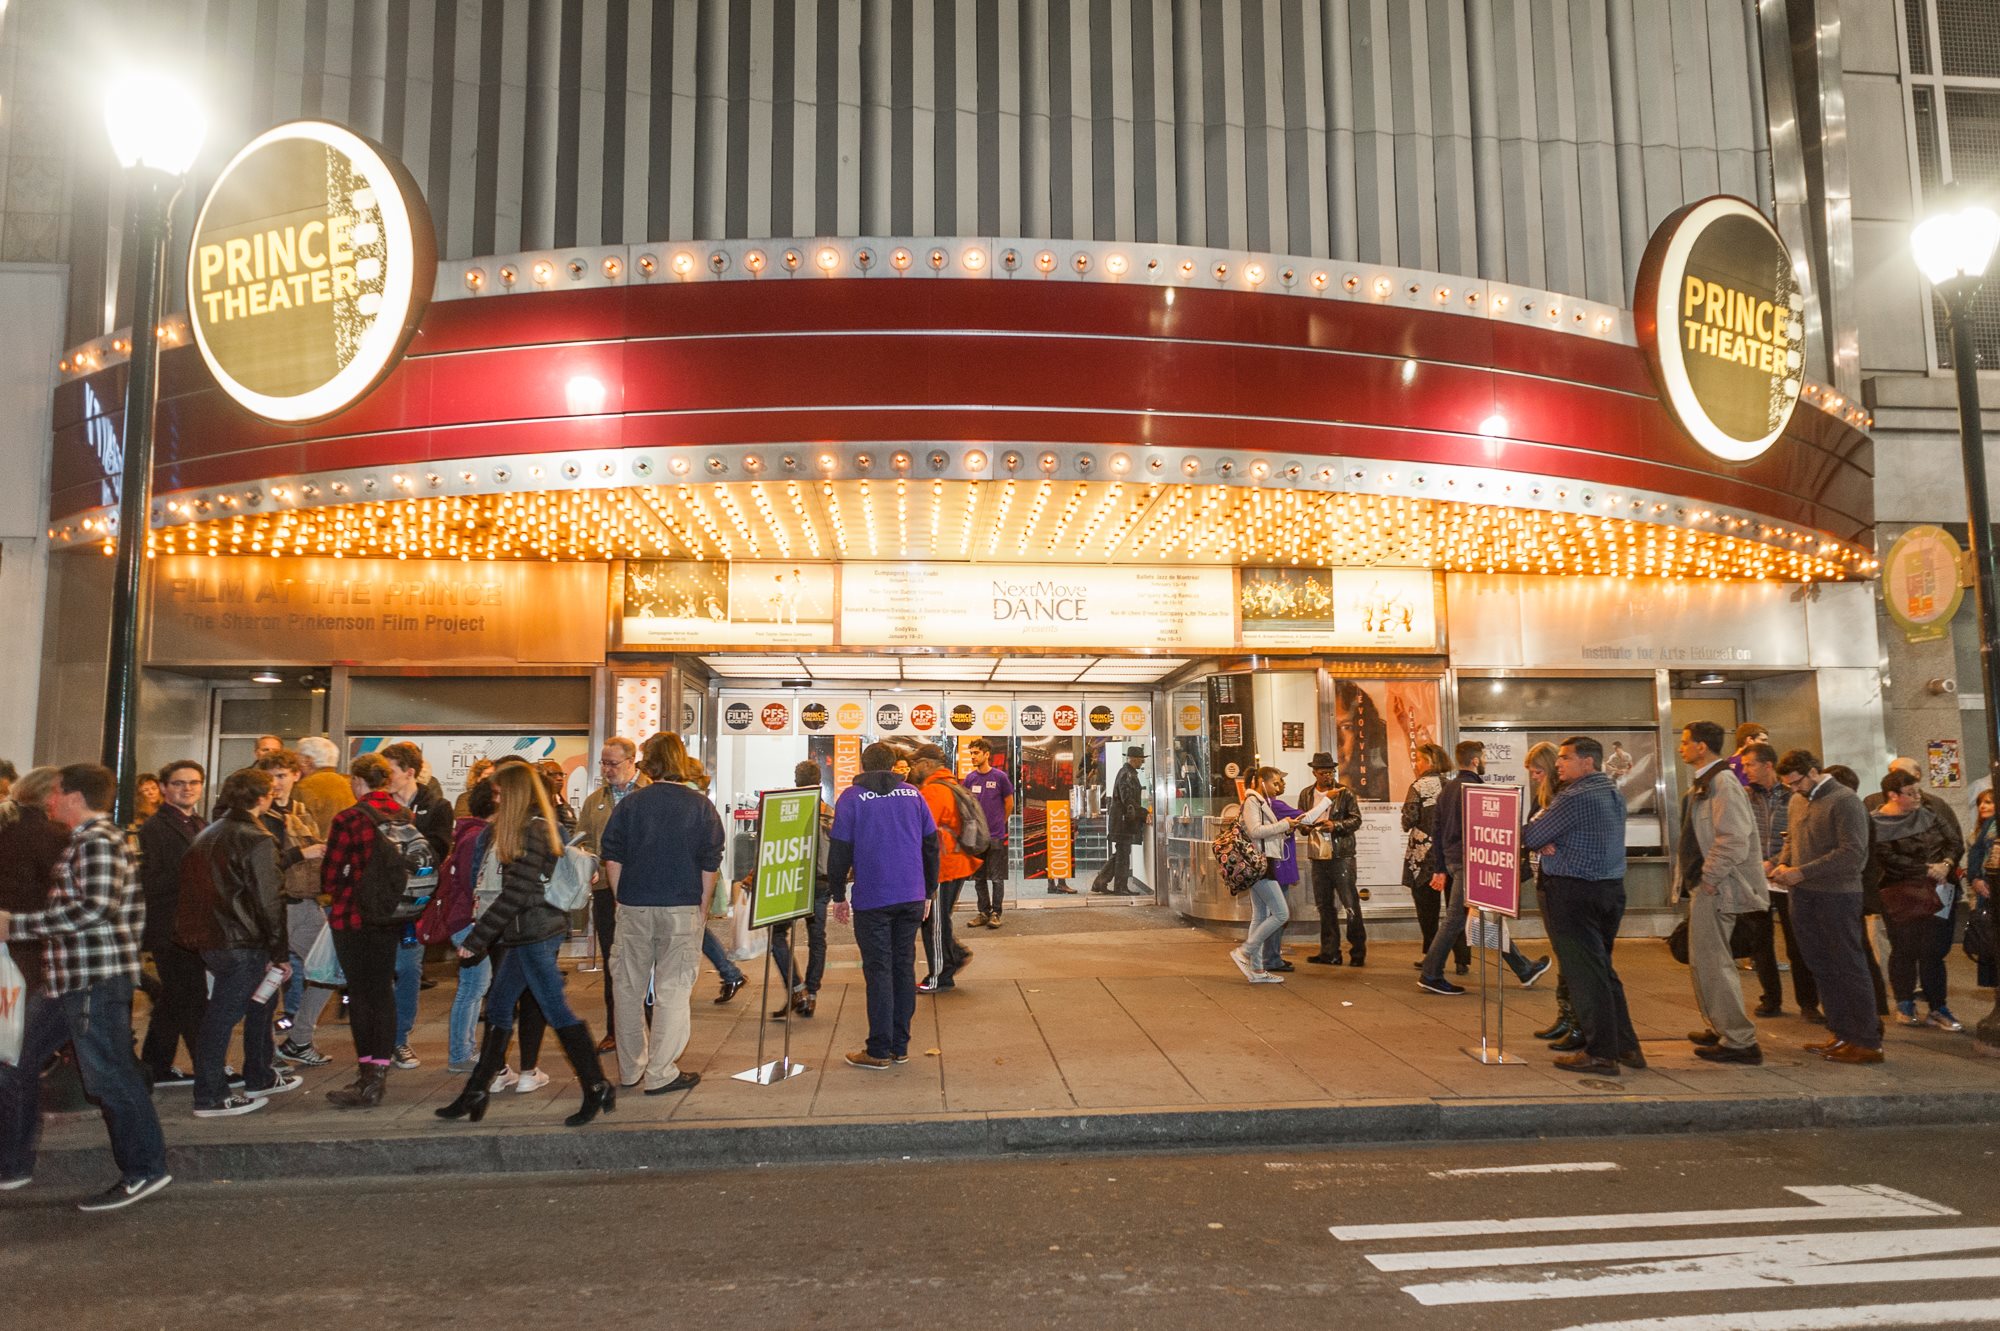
left=164, top=779, right=202, bottom=789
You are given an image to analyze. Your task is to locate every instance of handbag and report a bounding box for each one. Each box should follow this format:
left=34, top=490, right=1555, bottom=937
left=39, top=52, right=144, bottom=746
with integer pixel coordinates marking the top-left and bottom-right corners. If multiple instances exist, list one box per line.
left=543, top=841, right=594, bottom=912
left=0, top=949, right=24, bottom=1066
left=1966, top=899, right=1995, bottom=964
left=1881, top=877, right=1944, bottom=927
left=1667, top=909, right=1771, bottom=965
left=302, top=924, right=345, bottom=988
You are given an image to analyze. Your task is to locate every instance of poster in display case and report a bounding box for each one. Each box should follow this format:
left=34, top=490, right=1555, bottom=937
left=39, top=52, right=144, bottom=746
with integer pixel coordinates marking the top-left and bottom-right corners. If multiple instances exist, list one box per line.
left=1472, top=727, right=1665, bottom=852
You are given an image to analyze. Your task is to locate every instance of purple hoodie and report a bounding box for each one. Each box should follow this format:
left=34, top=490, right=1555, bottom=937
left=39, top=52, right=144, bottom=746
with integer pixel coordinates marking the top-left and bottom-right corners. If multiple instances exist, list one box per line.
left=827, top=770, right=940, bottom=910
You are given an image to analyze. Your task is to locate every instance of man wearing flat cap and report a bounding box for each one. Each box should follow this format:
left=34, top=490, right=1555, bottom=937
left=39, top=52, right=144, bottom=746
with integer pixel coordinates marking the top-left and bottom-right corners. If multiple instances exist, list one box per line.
left=1299, top=753, right=1365, bottom=965
left=1095, top=745, right=1151, bottom=897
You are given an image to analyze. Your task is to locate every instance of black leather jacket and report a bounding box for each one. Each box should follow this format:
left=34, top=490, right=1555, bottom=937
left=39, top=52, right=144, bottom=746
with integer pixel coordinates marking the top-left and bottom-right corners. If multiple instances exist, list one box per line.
left=462, top=817, right=564, bottom=958
left=173, top=808, right=285, bottom=959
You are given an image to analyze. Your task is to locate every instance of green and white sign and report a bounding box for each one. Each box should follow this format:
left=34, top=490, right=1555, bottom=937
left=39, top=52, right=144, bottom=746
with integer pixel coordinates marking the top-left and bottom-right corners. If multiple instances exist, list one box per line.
left=750, top=786, right=821, bottom=928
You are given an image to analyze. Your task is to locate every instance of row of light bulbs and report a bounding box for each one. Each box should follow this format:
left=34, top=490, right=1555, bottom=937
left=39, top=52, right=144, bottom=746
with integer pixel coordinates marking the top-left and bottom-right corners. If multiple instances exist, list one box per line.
left=122, top=478, right=1871, bottom=583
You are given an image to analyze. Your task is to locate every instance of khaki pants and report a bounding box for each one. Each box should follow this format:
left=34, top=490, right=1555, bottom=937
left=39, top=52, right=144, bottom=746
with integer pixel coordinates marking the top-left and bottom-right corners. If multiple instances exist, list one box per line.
left=611, top=903, right=703, bottom=1090
left=1689, top=891, right=1757, bottom=1050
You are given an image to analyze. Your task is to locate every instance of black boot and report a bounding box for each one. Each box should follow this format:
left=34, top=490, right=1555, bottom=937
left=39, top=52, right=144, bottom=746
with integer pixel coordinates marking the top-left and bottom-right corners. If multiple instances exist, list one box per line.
left=436, top=1026, right=511, bottom=1122
left=556, top=1023, right=617, bottom=1127
left=327, top=1062, right=388, bottom=1109
left=1534, top=998, right=1576, bottom=1042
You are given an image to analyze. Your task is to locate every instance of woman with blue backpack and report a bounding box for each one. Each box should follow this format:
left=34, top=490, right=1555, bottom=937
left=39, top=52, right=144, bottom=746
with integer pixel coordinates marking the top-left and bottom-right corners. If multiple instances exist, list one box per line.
left=436, top=763, right=615, bottom=1127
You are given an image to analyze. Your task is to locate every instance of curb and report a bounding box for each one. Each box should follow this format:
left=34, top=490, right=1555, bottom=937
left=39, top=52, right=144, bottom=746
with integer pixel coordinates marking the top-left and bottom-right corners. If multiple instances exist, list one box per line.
left=26, top=1086, right=2000, bottom=1187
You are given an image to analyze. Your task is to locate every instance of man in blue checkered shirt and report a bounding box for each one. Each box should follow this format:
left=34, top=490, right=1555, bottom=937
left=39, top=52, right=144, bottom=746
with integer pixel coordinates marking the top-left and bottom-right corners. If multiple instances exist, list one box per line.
left=1522, top=736, right=1638, bottom=1077
left=0, top=763, right=171, bottom=1211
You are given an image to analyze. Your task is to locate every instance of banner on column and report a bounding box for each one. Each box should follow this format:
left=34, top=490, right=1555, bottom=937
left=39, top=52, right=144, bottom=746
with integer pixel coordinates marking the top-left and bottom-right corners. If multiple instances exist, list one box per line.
left=832, top=735, right=862, bottom=795
left=749, top=787, right=822, bottom=929
left=1046, top=799, right=1074, bottom=878
left=1462, top=783, right=1523, bottom=918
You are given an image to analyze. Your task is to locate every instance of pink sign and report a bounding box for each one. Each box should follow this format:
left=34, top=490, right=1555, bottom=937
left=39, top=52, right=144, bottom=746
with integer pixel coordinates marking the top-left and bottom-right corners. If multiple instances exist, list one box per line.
left=1462, top=783, right=1523, bottom=918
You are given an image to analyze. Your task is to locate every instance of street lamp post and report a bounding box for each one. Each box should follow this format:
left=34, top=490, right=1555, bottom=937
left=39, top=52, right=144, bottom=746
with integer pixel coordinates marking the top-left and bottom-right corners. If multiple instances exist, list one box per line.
left=100, top=74, right=204, bottom=824
left=1911, top=194, right=2000, bottom=1051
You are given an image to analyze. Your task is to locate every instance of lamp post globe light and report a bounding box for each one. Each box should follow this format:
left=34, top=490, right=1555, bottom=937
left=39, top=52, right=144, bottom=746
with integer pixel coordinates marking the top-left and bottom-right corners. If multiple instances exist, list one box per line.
left=100, top=72, right=204, bottom=824
left=1910, top=193, right=2000, bottom=1051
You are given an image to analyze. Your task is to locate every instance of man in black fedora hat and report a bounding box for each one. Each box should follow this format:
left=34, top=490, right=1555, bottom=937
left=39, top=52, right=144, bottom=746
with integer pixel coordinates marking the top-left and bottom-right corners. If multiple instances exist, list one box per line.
left=1093, top=745, right=1152, bottom=896
left=1299, top=753, right=1365, bottom=965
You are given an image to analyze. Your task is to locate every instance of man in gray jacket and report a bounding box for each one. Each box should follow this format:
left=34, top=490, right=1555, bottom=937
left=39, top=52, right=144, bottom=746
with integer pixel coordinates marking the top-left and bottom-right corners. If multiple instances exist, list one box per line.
left=1677, top=722, right=1769, bottom=1063
left=1771, top=749, right=1884, bottom=1063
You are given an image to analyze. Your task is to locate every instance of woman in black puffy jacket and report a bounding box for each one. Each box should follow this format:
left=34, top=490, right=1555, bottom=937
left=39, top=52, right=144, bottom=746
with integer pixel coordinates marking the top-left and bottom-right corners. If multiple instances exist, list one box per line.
left=437, top=763, right=614, bottom=1126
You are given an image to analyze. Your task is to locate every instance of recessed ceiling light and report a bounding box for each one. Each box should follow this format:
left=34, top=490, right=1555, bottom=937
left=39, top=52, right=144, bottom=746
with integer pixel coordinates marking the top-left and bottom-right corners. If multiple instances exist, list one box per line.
left=251, top=670, right=283, bottom=684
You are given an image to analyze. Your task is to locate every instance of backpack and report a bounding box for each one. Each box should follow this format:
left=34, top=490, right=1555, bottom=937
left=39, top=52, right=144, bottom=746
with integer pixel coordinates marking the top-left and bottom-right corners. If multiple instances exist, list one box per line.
left=1211, top=806, right=1269, bottom=896
left=354, top=803, right=441, bottom=927
left=943, top=777, right=992, bottom=855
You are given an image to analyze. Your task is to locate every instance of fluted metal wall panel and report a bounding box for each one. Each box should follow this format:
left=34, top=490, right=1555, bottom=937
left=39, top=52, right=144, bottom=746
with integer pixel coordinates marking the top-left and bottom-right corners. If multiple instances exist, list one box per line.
left=74, top=0, right=1783, bottom=337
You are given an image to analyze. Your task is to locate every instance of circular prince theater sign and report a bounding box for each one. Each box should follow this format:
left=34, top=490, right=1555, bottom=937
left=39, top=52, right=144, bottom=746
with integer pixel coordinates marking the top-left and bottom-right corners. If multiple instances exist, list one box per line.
left=1634, top=195, right=1805, bottom=464
left=187, top=120, right=436, bottom=423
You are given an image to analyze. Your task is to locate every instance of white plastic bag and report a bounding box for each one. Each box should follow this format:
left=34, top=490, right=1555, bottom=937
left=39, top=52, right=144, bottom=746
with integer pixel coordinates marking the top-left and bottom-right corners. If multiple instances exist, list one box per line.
left=303, top=924, right=345, bottom=988
left=0, top=948, right=24, bottom=1066
left=728, top=892, right=767, bottom=962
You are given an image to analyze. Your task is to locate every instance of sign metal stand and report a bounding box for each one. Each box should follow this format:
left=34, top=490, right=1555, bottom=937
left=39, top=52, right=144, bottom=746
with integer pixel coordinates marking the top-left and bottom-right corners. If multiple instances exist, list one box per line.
left=1458, top=781, right=1526, bottom=1067
left=733, top=786, right=820, bottom=1086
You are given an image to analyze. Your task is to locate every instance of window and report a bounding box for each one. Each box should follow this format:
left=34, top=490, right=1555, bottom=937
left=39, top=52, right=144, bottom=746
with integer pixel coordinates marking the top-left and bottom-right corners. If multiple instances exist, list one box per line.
left=1905, top=1, right=2000, bottom=369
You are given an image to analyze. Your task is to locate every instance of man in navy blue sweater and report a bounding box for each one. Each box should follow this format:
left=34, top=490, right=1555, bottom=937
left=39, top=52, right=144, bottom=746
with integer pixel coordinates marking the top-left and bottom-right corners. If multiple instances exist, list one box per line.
left=829, top=742, right=939, bottom=1070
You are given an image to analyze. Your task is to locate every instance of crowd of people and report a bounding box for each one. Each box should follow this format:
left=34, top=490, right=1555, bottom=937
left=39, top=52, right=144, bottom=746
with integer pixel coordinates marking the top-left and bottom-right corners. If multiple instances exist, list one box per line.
left=1220, top=719, right=1987, bottom=1077
left=0, top=710, right=1990, bottom=1211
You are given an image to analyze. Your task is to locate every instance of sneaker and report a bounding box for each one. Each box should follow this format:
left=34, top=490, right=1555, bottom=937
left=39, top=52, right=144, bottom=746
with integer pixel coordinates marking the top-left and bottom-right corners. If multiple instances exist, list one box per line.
left=446, top=1060, right=476, bottom=1074
left=1418, top=976, right=1466, bottom=996
left=845, top=1050, right=893, bottom=1070
left=1897, top=1002, right=1923, bottom=1027
left=490, top=1065, right=519, bottom=1093
left=192, top=1094, right=266, bottom=1118
left=0, top=1175, right=30, bottom=1191
left=514, top=1068, right=551, bottom=1094
left=918, top=977, right=941, bottom=994
left=149, top=1066, right=194, bottom=1088
left=76, top=1174, right=171, bottom=1212
left=1518, top=956, right=1553, bottom=988
left=893, top=1052, right=911, bottom=1063
left=968, top=912, right=989, bottom=928
left=275, top=1014, right=294, bottom=1032
left=276, top=1040, right=331, bottom=1068
left=986, top=914, right=1002, bottom=929
left=1927, top=1008, right=1966, bottom=1032
left=244, top=1072, right=303, bottom=1098
left=392, top=1045, right=421, bottom=1070
left=1228, top=948, right=1259, bottom=980
left=1248, top=970, right=1286, bottom=984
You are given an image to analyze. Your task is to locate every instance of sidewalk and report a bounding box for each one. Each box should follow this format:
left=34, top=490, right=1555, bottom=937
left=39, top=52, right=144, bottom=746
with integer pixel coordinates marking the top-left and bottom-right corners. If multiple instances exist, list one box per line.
left=26, top=908, right=2000, bottom=1184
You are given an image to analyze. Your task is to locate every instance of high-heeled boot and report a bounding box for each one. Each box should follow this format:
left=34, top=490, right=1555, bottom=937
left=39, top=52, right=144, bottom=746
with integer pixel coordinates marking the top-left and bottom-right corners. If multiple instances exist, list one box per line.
left=1534, top=997, right=1577, bottom=1042
left=436, top=1026, right=512, bottom=1122
left=555, top=1022, right=617, bottom=1127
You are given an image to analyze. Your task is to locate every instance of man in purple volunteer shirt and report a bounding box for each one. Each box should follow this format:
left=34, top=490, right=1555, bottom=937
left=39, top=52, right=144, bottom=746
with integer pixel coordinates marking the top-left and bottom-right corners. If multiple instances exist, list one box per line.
left=828, top=741, right=940, bottom=1069
left=962, top=738, right=1014, bottom=928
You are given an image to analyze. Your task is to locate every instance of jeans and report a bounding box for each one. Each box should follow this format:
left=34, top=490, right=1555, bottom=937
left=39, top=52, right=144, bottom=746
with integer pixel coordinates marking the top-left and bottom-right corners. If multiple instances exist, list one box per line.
left=139, top=941, right=206, bottom=1077
left=972, top=843, right=1007, bottom=916
left=1311, top=856, right=1365, bottom=960
left=331, top=927, right=399, bottom=1063
left=1408, top=883, right=1469, bottom=971
left=284, top=901, right=333, bottom=1047
left=0, top=977, right=168, bottom=1184
left=1791, top=890, right=1883, bottom=1049
left=1540, top=874, right=1638, bottom=1061
left=195, top=948, right=279, bottom=1106
left=448, top=924, right=490, bottom=1067
left=1243, top=878, right=1289, bottom=962
left=393, top=937, right=423, bottom=1047
left=1888, top=911, right=1953, bottom=1011
left=853, top=899, right=924, bottom=1059
left=701, top=926, right=743, bottom=986
left=771, top=897, right=829, bottom=993
left=482, top=934, right=579, bottom=1033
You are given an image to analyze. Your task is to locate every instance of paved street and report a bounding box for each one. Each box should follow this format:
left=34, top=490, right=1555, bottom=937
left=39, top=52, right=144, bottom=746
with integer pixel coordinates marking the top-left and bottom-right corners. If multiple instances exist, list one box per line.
left=10, top=1124, right=2000, bottom=1329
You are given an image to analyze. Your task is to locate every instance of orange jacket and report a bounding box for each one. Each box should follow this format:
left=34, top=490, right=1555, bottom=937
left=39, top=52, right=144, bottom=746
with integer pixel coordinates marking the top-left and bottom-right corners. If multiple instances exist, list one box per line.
left=920, top=770, right=978, bottom=882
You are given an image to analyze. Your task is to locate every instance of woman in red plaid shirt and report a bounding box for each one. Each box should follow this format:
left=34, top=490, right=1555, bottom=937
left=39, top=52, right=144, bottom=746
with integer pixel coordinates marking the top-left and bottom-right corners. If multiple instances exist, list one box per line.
left=319, top=753, right=407, bottom=1108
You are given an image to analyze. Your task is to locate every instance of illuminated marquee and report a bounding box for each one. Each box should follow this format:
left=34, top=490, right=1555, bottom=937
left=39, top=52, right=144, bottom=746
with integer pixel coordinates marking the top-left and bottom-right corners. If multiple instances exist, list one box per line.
left=187, top=120, right=435, bottom=423
left=1634, top=195, right=1805, bottom=464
